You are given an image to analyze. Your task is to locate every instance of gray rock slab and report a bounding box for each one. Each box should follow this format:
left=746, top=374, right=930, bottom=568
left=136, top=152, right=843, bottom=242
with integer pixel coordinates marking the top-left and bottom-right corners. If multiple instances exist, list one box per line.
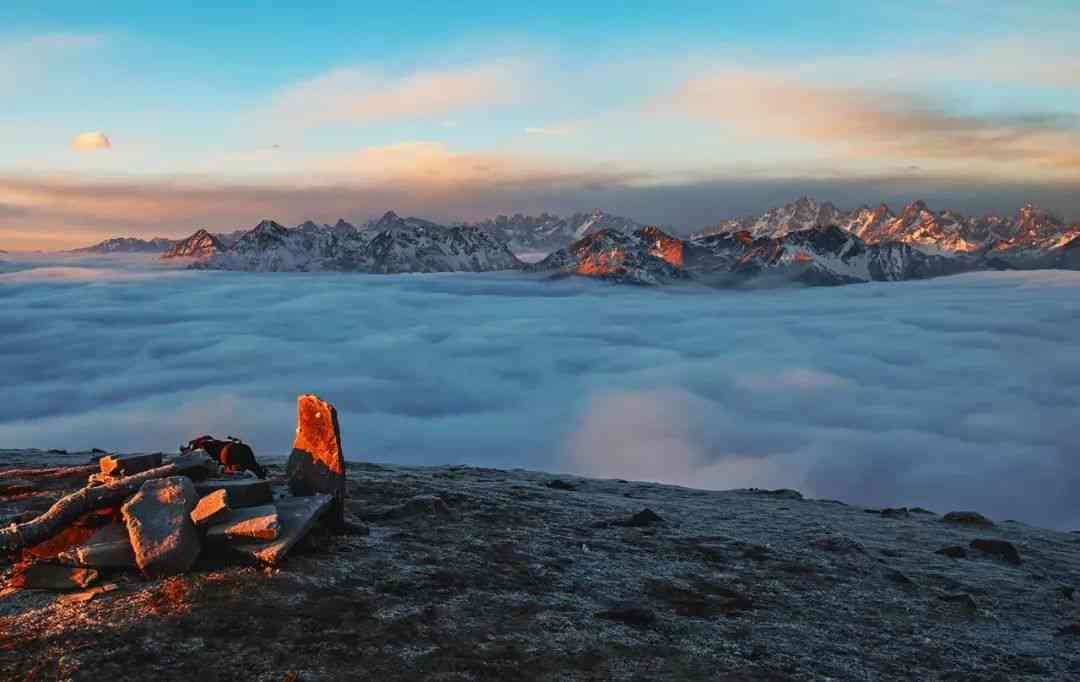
left=99, top=452, right=162, bottom=477
left=194, top=478, right=272, bottom=508
left=227, top=494, right=332, bottom=565
left=121, top=476, right=201, bottom=578
left=57, top=523, right=136, bottom=568
left=205, top=505, right=279, bottom=542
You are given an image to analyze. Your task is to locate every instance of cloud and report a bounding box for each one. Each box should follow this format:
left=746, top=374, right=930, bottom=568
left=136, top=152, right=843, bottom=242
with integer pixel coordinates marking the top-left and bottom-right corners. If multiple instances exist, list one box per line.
left=666, top=70, right=1080, bottom=177
left=269, top=62, right=522, bottom=129
left=320, top=141, right=636, bottom=188
left=71, top=131, right=112, bottom=152
left=524, top=127, right=573, bottom=136
left=0, top=261, right=1078, bottom=530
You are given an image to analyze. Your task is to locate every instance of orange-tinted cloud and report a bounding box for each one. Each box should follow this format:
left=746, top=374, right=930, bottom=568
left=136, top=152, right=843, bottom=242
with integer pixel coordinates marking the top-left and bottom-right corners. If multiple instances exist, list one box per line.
left=71, top=131, right=112, bottom=151
left=269, top=63, right=521, bottom=128
left=0, top=143, right=642, bottom=250
left=667, top=70, right=1080, bottom=177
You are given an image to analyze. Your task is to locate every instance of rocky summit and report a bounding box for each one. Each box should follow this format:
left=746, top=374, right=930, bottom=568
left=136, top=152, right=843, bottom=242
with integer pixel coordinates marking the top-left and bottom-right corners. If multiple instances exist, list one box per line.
left=2, top=450, right=1079, bottom=680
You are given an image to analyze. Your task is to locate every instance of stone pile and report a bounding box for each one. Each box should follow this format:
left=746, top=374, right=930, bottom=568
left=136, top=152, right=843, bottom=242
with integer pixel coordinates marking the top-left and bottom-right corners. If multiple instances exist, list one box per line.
left=1, top=393, right=347, bottom=594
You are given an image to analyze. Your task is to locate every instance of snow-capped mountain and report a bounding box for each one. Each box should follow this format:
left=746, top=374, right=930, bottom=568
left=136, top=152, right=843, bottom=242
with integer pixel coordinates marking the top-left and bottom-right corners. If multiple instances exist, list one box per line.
left=694, top=198, right=1080, bottom=260
left=532, top=223, right=973, bottom=286
left=160, top=229, right=226, bottom=259
left=470, top=209, right=643, bottom=252
left=195, top=212, right=523, bottom=273
left=69, top=236, right=178, bottom=254
left=687, top=225, right=971, bottom=286
left=703, top=196, right=848, bottom=239
left=527, top=226, right=688, bottom=285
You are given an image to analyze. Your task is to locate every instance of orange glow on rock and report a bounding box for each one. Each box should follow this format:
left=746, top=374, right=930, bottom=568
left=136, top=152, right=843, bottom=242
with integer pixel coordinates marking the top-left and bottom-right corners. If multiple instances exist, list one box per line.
left=576, top=248, right=625, bottom=275
left=642, top=227, right=684, bottom=267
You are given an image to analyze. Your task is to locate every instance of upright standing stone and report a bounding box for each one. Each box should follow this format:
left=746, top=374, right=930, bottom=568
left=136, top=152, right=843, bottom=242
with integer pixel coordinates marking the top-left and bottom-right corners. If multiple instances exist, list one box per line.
left=121, top=476, right=201, bottom=578
left=286, top=394, right=346, bottom=528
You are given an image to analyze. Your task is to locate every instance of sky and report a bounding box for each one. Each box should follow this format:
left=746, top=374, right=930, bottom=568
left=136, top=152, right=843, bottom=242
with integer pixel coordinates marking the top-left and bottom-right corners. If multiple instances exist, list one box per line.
left=2, top=1, right=1080, bottom=249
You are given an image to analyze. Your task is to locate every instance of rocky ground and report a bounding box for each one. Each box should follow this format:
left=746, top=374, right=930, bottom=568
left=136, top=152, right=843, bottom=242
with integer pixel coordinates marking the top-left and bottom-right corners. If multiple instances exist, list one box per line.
left=2, top=449, right=1079, bottom=681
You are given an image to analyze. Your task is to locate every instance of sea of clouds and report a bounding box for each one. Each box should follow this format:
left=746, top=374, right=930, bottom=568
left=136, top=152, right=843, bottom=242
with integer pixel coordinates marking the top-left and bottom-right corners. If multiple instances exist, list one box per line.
left=2, top=253, right=1079, bottom=529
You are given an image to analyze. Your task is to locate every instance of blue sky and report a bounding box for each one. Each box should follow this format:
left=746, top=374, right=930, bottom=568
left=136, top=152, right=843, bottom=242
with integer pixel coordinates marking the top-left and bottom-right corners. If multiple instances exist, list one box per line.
left=2, top=1, right=1079, bottom=248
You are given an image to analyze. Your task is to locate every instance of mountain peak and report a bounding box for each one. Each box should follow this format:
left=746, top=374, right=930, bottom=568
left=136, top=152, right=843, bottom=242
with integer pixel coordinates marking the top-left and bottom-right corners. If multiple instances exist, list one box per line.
left=253, top=219, right=286, bottom=232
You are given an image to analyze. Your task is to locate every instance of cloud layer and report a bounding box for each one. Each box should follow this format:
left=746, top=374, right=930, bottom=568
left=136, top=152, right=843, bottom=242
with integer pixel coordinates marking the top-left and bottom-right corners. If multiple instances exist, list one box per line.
left=1, top=257, right=1078, bottom=530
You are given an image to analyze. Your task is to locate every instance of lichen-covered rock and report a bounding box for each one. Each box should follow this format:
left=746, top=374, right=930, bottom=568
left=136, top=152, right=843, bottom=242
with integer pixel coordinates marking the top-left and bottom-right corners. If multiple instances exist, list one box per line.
left=286, top=394, right=346, bottom=528
left=121, top=476, right=201, bottom=578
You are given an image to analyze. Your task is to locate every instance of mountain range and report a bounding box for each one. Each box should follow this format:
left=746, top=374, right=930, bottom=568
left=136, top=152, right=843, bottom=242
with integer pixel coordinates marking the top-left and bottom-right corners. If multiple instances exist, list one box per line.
left=692, top=196, right=1080, bottom=259
left=189, top=212, right=520, bottom=273
left=62, top=198, right=1080, bottom=286
left=466, top=209, right=643, bottom=252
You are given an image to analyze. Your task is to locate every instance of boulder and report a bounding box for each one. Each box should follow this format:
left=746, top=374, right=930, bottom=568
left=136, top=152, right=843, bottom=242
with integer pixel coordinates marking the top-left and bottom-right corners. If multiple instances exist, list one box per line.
left=206, top=505, right=279, bottom=543
left=99, top=453, right=163, bottom=478
left=943, top=511, right=994, bottom=527
left=121, top=476, right=201, bottom=578
left=545, top=479, right=577, bottom=491
left=286, top=394, right=346, bottom=528
left=194, top=478, right=272, bottom=508
left=57, top=523, right=136, bottom=568
left=621, top=508, right=664, bottom=527
left=970, top=538, right=1022, bottom=565
left=190, top=489, right=230, bottom=527
left=227, top=494, right=333, bottom=565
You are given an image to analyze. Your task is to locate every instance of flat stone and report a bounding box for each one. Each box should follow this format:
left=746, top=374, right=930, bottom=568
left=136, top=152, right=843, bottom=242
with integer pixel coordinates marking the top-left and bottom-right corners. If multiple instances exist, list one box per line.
left=970, top=538, right=1022, bottom=565
left=206, top=505, right=280, bottom=542
left=191, top=489, right=230, bottom=527
left=194, top=478, right=272, bottom=508
left=99, top=452, right=162, bottom=478
left=57, top=523, right=136, bottom=568
left=121, top=476, right=201, bottom=578
left=943, top=511, right=995, bottom=527
left=10, top=564, right=99, bottom=591
left=286, top=394, right=346, bottom=528
left=57, top=583, right=120, bottom=605
left=228, top=494, right=333, bottom=565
